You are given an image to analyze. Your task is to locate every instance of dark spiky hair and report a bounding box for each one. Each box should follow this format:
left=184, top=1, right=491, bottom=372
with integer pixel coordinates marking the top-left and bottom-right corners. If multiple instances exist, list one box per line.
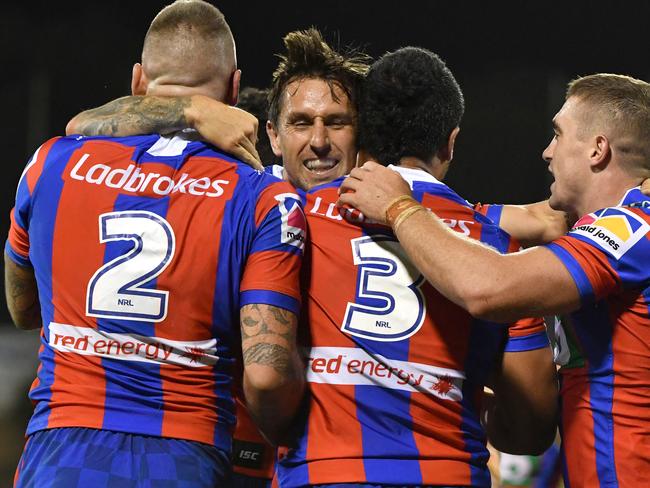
left=267, top=28, right=370, bottom=124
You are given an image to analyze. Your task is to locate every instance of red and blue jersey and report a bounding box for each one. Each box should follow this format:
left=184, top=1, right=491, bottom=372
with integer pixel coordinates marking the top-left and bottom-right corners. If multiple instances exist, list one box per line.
left=544, top=187, right=650, bottom=488
left=276, top=166, right=548, bottom=487
left=6, top=132, right=305, bottom=451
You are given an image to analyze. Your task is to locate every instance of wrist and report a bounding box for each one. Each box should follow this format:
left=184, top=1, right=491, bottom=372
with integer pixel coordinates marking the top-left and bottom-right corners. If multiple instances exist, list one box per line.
left=385, top=195, right=425, bottom=232
left=184, top=94, right=209, bottom=129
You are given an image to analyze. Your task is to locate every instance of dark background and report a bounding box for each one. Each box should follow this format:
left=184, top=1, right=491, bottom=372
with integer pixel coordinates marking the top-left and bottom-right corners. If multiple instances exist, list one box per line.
left=3, top=1, right=650, bottom=320
left=1, top=1, right=650, bottom=483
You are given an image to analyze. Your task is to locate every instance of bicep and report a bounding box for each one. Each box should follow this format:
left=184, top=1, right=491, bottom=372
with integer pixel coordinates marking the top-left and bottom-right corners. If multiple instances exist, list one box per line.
left=239, top=303, right=298, bottom=373
left=495, top=347, right=557, bottom=407
left=490, top=247, right=581, bottom=321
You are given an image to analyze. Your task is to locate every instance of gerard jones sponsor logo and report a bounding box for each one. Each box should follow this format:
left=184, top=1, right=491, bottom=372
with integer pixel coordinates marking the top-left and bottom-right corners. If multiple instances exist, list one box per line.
left=48, top=322, right=218, bottom=367
left=570, top=207, right=650, bottom=260
left=69, top=153, right=230, bottom=197
left=306, top=346, right=464, bottom=401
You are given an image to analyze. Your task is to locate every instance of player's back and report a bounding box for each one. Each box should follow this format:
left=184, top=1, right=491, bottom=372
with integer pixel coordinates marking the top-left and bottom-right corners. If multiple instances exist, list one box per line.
left=276, top=166, right=547, bottom=487
left=7, top=132, right=303, bottom=450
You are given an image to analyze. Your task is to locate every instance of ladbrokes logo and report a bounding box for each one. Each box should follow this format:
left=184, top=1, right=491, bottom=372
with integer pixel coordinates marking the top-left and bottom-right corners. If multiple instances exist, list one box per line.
left=571, top=208, right=650, bottom=260
left=275, top=193, right=306, bottom=250
left=48, top=322, right=218, bottom=367
left=69, top=153, right=230, bottom=198
left=306, top=346, right=464, bottom=401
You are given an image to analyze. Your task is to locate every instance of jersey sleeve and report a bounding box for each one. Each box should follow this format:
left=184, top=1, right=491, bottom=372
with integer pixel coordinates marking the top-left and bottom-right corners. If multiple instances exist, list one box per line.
left=5, top=137, right=60, bottom=267
left=544, top=206, right=650, bottom=303
left=504, top=316, right=549, bottom=352
left=474, top=202, right=504, bottom=228
left=239, top=178, right=306, bottom=315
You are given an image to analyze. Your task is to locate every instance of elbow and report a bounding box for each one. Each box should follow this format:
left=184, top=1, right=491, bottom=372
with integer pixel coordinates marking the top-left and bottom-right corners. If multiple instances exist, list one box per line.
left=12, top=313, right=41, bottom=331
left=462, top=288, right=509, bottom=323
left=460, top=281, right=522, bottom=323
left=66, top=116, right=81, bottom=136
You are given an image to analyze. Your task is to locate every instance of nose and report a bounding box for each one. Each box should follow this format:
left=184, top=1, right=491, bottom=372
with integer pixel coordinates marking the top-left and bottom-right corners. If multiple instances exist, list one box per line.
left=310, top=120, right=331, bottom=156
left=542, top=137, right=555, bottom=163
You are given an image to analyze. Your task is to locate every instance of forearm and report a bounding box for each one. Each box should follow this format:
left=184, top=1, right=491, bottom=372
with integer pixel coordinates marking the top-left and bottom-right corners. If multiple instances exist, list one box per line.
left=243, top=356, right=305, bottom=444
left=486, top=350, right=558, bottom=455
left=240, top=304, right=305, bottom=443
left=499, top=200, right=570, bottom=247
left=4, top=254, right=41, bottom=330
left=486, top=397, right=556, bottom=455
left=394, top=209, right=525, bottom=321
left=66, top=95, right=192, bottom=137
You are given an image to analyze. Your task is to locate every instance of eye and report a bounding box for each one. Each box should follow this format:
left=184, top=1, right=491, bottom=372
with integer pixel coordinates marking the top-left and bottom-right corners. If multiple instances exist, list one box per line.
left=327, top=118, right=351, bottom=129
left=291, top=119, right=311, bottom=129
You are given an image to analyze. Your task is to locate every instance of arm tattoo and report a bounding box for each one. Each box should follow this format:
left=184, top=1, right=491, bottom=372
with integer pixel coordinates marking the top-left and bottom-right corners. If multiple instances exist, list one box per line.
left=240, top=304, right=298, bottom=375
left=4, top=259, right=40, bottom=328
left=72, top=96, right=191, bottom=137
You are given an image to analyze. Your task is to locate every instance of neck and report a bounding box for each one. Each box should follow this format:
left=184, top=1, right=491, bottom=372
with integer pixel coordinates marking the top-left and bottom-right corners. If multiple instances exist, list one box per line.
left=398, top=156, right=435, bottom=175
left=577, top=169, right=642, bottom=216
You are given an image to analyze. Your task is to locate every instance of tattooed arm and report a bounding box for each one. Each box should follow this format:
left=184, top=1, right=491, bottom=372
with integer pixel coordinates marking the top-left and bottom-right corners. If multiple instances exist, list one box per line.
left=4, top=253, right=41, bottom=330
left=66, top=94, right=262, bottom=168
left=240, top=303, right=305, bottom=444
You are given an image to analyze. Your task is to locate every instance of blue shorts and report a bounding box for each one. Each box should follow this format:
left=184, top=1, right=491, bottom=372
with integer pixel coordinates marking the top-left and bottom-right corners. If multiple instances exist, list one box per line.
left=14, top=427, right=229, bottom=487
left=313, top=485, right=463, bottom=487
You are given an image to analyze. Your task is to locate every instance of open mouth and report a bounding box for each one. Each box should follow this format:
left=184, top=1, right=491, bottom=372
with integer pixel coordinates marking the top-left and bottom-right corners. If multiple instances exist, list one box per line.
left=304, top=158, right=340, bottom=175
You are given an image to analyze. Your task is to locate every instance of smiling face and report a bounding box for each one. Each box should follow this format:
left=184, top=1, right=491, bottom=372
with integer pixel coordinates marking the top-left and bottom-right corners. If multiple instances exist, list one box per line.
left=267, top=77, right=357, bottom=190
left=542, top=96, right=593, bottom=215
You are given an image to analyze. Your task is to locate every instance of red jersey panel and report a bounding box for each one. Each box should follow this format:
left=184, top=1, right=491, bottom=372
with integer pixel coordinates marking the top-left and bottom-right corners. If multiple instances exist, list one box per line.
left=545, top=188, right=650, bottom=488
left=6, top=133, right=305, bottom=451
left=276, top=166, right=548, bottom=487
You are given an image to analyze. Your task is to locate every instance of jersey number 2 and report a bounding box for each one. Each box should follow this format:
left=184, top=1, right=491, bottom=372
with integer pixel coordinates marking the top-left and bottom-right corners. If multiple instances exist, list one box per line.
left=86, top=211, right=176, bottom=322
left=342, top=235, right=425, bottom=341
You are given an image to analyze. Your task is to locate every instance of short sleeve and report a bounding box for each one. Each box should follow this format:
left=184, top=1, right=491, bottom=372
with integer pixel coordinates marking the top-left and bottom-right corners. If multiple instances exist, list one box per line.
left=240, top=179, right=306, bottom=315
left=544, top=206, right=650, bottom=303
left=504, top=316, right=549, bottom=352
left=5, top=138, right=60, bottom=267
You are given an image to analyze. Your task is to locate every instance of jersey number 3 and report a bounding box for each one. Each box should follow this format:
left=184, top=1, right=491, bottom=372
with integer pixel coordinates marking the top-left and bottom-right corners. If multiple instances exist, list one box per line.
left=342, top=236, right=425, bottom=341
left=86, top=211, right=176, bottom=322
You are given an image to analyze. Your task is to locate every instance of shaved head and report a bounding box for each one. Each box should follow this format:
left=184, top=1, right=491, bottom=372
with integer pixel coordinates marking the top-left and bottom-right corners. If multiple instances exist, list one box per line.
left=139, top=0, right=237, bottom=101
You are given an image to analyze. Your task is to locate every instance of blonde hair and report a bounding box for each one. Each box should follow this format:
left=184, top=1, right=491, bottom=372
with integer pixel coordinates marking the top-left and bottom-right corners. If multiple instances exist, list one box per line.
left=567, top=73, right=650, bottom=170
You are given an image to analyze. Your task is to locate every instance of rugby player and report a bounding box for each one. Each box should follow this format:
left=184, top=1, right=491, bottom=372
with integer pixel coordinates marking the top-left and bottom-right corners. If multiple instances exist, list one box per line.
left=66, top=29, right=558, bottom=487
left=6, top=2, right=305, bottom=486
left=340, top=73, right=650, bottom=488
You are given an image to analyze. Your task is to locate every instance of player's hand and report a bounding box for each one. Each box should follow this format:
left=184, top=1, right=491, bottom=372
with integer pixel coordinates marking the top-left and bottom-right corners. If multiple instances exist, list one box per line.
left=642, top=177, right=650, bottom=196
left=337, top=161, right=412, bottom=223
left=190, top=96, right=263, bottom=170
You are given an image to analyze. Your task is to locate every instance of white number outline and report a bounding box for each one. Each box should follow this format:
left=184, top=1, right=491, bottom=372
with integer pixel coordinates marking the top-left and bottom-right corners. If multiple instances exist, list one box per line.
left=342, top=235, right=426, bottom=342
left=86, top=211, right=175, bottom=322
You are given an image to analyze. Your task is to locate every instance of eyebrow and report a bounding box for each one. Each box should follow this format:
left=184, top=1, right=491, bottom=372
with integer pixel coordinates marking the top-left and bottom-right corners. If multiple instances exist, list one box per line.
left=286, top=112, right=354, bottom=122
left=552, top=120, right=561, bottom=133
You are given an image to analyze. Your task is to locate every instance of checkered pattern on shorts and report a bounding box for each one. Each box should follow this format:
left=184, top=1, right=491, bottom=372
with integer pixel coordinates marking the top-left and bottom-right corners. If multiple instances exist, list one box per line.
left=14, top=427, right=229, bottom=488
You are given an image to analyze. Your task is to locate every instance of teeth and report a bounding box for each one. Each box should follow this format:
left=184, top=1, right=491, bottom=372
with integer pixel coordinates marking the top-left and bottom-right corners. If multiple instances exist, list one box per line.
left=305, top=159, right=338, bottom=171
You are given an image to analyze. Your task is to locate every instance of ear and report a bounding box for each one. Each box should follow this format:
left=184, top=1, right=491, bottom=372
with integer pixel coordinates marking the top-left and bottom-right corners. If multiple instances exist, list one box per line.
left=226, top=69, right=241, bottom=106
left=131, top=63, right=148, bottom=95
left=266, top=120, right=283, bottom=158
left=438, top=126, right=461, bottom=163
left=589, top=134, right=611, bottom=172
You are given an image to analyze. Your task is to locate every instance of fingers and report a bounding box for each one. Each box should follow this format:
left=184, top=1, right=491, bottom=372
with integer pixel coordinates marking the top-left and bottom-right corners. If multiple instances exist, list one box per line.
left=236, top=142, right=264, bottom=170
left=337, top=191, right=357, bottom=208
left=339, top=175, right=361, bottom=194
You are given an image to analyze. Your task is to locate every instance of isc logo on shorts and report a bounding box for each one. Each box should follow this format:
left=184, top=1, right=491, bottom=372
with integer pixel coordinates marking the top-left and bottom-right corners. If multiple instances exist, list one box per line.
left=232, top=439, right=265, bottom=469
left=275, top=193, right=306, bottom=250
left=571, top=207, right=650, bottom=260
